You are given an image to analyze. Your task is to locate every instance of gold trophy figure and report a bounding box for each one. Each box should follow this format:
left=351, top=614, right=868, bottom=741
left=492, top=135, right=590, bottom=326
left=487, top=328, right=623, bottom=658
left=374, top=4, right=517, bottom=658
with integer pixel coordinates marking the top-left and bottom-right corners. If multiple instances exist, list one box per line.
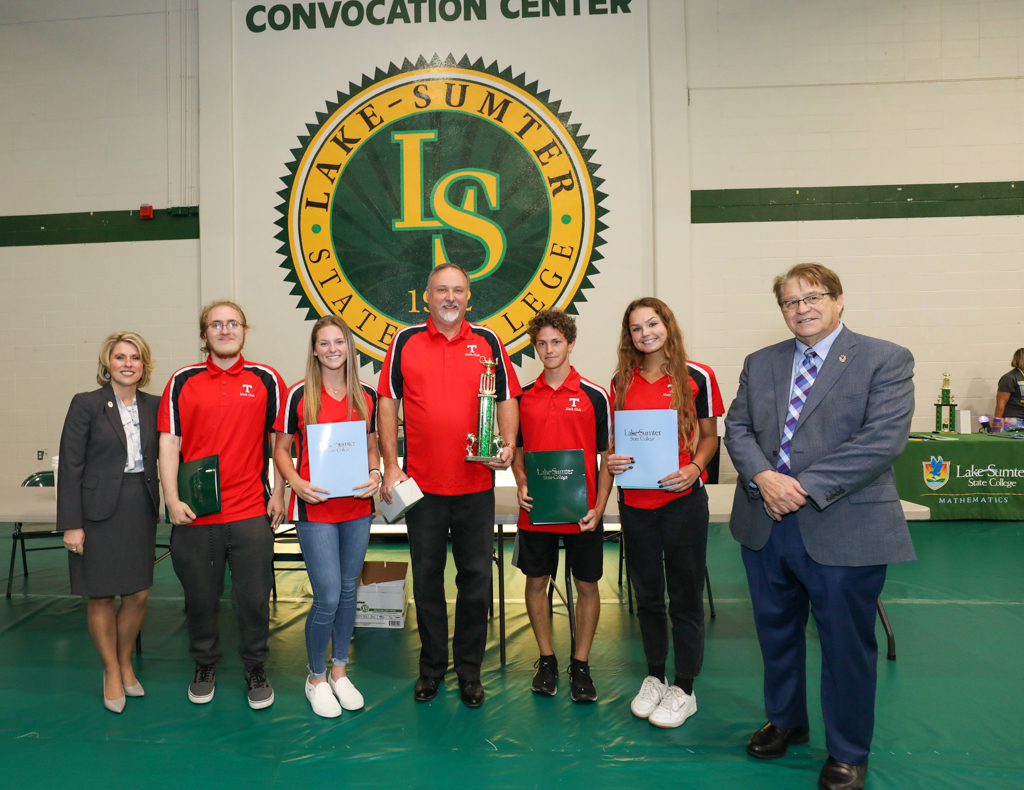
left=466, top=357, right=505, bottom=462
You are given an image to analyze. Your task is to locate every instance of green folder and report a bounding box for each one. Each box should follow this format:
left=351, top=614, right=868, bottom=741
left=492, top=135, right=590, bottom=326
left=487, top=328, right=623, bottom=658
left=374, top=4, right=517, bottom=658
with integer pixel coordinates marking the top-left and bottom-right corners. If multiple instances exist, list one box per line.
left=177, top=454, right=221, bottom=518
left=526, top=449, right=588, bottom=526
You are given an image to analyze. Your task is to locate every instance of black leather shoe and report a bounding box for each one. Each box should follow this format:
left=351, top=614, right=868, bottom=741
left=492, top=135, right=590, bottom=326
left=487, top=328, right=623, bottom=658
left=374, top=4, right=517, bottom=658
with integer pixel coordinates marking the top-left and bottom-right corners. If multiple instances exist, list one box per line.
left=458, top=677, right=485, bottom=708
left=414, top=675, right=440, bottom=702
left=746, top=722, right=810, bottom=759
left=818, top=756, right=868, bottom=790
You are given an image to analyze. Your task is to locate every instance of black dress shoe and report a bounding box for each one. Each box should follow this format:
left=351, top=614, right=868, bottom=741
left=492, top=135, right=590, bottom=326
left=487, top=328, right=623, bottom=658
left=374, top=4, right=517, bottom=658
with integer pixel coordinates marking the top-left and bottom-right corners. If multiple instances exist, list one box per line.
left=458, top=677, right=485, bottom=708
left=818, top=756, right=868, bottom=790
left=414, top=675, right=440, bottom=702
left=746, top=722, right=811, bottom=759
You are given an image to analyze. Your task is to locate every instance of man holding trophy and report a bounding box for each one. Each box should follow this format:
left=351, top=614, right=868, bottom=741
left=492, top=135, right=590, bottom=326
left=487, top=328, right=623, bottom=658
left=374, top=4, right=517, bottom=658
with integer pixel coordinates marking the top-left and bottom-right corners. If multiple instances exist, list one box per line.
left=378, top=263, right=521, bottom=708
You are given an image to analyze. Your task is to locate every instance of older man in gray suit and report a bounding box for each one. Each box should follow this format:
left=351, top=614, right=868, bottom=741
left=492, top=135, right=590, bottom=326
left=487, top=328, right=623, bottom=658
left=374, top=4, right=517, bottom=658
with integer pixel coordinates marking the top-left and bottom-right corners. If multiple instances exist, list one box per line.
left=725, top=263, right=916, bottom=790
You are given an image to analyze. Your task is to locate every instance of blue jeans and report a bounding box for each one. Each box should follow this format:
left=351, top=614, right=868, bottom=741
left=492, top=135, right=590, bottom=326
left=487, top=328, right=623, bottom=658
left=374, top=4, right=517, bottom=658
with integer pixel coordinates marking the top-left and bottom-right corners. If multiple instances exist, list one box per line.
left=295, top=516, right=372, bottom=677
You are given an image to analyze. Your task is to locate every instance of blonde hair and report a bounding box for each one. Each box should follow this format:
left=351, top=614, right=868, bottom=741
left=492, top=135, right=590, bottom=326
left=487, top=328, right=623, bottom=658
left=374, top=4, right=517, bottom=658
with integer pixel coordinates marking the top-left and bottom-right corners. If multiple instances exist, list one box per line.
left=612, top=298, right=697, bottom=450
left=303, top=316, right=370, bottom=429
left=199, top=300, right=248, bottom=355
left=97, top=332, right=154, bottom=387
left=1012, top=348, right=1024, bottom=370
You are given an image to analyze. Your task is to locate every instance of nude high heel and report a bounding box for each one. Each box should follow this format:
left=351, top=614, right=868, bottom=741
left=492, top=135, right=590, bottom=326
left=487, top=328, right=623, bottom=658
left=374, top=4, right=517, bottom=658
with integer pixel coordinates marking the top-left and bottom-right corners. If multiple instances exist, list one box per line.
left=104, top=674, right=126, bottom=713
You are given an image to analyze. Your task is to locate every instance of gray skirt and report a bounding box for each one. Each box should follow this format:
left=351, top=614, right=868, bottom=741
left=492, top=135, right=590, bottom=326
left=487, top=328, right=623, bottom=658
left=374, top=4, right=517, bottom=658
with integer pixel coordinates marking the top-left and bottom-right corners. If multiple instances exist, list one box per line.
left=69, top=472, right=157, bottom=597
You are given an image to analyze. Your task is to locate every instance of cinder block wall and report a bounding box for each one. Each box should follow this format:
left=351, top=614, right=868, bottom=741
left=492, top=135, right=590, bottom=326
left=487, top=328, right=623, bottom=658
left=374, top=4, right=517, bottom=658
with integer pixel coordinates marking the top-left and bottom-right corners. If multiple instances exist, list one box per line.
left=1, top=0, right=1021, bottom=487
left=683, top=0, right=1024, bottom=480
left=0, top=3, right=201, bottom=487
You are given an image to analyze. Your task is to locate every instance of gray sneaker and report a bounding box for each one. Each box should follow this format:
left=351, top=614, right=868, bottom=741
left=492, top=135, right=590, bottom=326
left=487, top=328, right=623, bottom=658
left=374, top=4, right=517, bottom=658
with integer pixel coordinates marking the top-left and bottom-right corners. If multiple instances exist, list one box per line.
left=188, top=663, right=216, bottom=704
left=245, top=665, right=275, bottom=709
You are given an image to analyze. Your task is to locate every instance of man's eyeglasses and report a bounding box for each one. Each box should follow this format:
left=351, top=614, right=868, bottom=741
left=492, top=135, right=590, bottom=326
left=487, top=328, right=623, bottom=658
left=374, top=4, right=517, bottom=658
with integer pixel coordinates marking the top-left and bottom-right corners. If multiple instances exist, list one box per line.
left=781, top=293, right=834, bottom=311
left=208, top=321, right=244, bottom=331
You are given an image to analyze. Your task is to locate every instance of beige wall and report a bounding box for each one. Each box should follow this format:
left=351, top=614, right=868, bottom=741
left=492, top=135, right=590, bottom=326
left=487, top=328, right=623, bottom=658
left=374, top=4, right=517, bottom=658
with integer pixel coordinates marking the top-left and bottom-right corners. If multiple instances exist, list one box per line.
left=1, top=0, right=1022, bottom=489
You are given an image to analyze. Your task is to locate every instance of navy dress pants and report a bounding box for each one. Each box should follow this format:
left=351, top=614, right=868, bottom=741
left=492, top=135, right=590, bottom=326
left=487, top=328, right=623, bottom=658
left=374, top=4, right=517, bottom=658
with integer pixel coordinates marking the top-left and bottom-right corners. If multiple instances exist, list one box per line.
left=741, top=512, right=886, bottom=766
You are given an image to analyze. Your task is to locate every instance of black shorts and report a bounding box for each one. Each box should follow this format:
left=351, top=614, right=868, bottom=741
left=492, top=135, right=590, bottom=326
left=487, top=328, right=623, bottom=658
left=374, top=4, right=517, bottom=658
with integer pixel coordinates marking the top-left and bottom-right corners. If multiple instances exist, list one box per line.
left=512, top=528, right=605, bottom=583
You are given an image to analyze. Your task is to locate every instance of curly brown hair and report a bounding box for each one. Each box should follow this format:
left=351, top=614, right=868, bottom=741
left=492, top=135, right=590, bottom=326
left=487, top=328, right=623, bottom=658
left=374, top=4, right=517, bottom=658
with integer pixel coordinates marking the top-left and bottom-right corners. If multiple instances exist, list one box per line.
left=612, top=298, right=696, bottom=449
left=527, top=310, right=577, bottom=345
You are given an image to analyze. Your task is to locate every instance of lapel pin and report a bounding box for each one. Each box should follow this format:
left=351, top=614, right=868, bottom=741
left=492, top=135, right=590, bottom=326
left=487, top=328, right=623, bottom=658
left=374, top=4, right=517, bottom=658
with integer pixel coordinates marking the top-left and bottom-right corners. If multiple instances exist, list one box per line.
left=839, top=355, right=847, bottom=362
left=107, top=401, right=114, bottom=407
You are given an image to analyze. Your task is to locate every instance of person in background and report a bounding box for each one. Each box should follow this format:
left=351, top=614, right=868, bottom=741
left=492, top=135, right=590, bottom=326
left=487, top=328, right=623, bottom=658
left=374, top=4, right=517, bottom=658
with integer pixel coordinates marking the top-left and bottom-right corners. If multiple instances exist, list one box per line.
left=158, top=301, right=287, bottom=710
left=605, top=298, right=724, bottom=728
left=57, top=332, right=161, bottom=713
left=378, top=263, right=521, bottom=709
left=512, top=310, right=612, bottom=703
left=994, top=348, right=1024, bottom=419
left=274, top=316, right=380, bottom=719
left=725, top=263, right=916, bottom=790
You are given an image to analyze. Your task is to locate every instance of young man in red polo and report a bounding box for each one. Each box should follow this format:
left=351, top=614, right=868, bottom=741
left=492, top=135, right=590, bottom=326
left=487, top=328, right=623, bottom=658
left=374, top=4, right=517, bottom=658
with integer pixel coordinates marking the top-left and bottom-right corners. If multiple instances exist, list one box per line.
left=512, top=310, right=612, bottom=702
left=158, top=301, right=287, bottom=709
left=378, top=263, right=521, bottom=708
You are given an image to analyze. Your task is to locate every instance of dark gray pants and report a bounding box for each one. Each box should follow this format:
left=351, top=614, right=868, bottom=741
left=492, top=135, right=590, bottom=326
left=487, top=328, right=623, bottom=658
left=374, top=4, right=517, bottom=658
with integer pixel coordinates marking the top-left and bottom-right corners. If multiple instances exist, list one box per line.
left=170, top=515, right=274, bottom=670
left=405, top=490, right=494, bottom=681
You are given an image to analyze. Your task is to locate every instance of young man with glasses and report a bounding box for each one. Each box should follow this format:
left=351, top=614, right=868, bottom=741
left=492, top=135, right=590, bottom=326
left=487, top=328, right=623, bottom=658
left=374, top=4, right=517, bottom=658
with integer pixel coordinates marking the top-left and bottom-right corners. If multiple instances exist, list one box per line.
left=725, top=264, right=916, bottom=790
left=158, top=300, right=287, bottom=709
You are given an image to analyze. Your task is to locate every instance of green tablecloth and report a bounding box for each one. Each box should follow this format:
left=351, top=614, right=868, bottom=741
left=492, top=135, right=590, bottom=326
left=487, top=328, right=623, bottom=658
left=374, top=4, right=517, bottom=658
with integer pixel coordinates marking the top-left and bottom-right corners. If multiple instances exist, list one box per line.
left=894, top=433, right=1024, bottom=520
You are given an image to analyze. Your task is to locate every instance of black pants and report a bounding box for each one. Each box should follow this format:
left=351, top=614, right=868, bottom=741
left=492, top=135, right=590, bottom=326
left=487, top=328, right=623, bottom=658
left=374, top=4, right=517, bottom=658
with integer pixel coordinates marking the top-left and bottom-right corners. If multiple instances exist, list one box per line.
left=621, top=487, right=709, bottom=680
left=170, top=515, right=275, bottom=670
left=405, top=490, right=494, bottom=681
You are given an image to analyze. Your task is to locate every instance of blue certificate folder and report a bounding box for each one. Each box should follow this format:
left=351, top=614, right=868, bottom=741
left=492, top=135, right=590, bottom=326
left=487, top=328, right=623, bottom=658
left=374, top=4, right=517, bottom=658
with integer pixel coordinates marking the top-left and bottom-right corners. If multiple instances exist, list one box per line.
left=306, top=421, right=369, bottom=499
left=614, top=409, right=679, bottom=489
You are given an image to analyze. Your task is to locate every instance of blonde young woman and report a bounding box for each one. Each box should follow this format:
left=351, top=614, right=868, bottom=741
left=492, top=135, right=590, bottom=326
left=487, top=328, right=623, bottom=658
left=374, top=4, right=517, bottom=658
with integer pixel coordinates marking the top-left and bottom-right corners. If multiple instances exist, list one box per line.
left=603, top=298, right=724, bottom=728
left=273, top=316, right=380, bottom=718
left=57, top=332, right=161, bottom=713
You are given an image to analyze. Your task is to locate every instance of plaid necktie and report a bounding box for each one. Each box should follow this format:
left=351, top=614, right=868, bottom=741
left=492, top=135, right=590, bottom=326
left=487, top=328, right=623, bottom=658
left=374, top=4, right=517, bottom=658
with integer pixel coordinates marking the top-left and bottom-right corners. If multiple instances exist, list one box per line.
left=777, top=349, right=819, bottom=474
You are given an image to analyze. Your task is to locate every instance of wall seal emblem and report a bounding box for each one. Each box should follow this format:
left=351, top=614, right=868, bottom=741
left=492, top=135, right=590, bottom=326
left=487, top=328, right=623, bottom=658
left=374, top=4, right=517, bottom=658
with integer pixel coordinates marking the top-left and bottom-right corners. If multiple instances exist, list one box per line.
left=276, top=54, right=607, bottom=367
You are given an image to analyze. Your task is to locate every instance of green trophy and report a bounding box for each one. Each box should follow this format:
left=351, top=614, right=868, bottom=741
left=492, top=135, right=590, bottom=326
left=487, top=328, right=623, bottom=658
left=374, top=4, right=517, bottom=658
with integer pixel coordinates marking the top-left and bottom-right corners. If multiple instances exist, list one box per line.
left=935, top=372, right=957, bottom=433
left=466, top=357, right=505, bottom=463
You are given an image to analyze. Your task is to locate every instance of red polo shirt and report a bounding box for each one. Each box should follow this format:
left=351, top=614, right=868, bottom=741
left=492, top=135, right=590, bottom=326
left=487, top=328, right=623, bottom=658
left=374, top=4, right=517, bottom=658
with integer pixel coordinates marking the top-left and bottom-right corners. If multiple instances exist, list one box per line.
left=516, top=368, right=610, bottom=534
left=158, top=356, right=286, bottom=525
left=612, top=361, right=724, bottom=510
left=378, top=316, right=522, bottom=496
left=275, top=381, right=378, bottom=523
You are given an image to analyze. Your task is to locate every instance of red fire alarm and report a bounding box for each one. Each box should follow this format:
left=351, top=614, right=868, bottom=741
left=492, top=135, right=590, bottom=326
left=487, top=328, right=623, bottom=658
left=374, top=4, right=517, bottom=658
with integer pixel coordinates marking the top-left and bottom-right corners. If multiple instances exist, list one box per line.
left=140, top=204, right=154, bottom=219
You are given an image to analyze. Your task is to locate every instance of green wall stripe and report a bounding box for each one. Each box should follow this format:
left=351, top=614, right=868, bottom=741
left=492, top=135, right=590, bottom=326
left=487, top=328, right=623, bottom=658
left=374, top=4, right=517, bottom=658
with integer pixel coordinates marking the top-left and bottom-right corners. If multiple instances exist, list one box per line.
left=691, top=181, right=1022, bottom=223
left=0, top=207, right=200, bottom=247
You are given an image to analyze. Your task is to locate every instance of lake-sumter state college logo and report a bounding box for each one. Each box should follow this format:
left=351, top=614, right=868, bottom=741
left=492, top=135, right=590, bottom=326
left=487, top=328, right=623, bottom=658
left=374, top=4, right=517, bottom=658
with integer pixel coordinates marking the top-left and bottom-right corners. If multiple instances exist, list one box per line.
left=276, top=54, right=607, bottom=367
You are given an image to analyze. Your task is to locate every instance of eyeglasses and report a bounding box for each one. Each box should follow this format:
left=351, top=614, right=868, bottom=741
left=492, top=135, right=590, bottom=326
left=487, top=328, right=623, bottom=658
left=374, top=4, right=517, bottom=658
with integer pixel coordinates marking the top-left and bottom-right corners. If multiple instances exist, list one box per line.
left=781, top=293, right=834, bottom=311
left=208, top=321, right=244, bottom=331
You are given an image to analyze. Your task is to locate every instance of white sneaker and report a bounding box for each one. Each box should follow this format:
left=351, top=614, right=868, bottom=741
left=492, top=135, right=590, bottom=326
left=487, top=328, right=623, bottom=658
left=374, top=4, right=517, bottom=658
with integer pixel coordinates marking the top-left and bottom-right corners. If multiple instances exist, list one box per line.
left=630, top=675, right=668, bottom=719
left=648, top=685, right=697, bottom=728
left=305, top=678, right=342, bottom=718
left=329, top=674, right=365, bottom=710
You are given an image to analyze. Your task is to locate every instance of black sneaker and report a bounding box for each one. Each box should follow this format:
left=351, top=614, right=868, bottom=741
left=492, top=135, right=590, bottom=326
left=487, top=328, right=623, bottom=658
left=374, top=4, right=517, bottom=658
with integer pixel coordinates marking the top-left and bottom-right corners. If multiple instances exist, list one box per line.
left=569, top=660, right=597, bottom=703
left=188, top=663, right=216, bottom=704
left=531, top=654, right=558, bottom=696
left=245, top=665, right=275, bottom=710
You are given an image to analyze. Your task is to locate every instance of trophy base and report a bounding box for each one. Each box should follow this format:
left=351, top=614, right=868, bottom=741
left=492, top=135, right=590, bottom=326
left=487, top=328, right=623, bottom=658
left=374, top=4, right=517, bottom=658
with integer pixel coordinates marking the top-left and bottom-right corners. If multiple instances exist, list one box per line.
left=466, top=455, right=502, bottom=463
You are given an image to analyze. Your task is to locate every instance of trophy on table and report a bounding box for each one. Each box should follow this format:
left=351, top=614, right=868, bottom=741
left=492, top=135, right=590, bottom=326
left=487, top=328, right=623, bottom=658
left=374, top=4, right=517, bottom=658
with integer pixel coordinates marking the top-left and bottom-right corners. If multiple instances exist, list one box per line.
left=935, top=372, right=957, bottom=433
left=466, top=357, right=505, bottom=463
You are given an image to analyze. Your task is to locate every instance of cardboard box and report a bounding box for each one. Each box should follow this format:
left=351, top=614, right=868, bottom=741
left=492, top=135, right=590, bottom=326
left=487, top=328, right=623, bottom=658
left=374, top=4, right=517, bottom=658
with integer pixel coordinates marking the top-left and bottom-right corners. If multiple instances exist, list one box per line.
left=355, top=560, right=409, bottom=629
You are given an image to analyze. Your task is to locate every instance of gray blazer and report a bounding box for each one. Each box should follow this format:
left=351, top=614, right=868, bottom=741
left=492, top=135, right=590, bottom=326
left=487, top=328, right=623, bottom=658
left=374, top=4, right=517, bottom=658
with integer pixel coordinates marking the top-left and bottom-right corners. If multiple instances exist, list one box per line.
left=724, top=326, right=917, bottom=567
left=56, top=385, right=160, bottom=531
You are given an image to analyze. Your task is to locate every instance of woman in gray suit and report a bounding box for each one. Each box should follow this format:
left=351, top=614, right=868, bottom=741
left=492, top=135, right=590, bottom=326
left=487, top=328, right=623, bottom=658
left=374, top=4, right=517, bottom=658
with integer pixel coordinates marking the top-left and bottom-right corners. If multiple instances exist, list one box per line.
left=57, top=332, right=161, bottom=713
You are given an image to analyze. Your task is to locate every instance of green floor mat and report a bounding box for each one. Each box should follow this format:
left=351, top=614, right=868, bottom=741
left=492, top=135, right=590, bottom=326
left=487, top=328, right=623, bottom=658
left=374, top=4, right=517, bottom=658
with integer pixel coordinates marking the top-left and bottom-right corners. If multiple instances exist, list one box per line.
left=1, top=522, right=1022, bottom=789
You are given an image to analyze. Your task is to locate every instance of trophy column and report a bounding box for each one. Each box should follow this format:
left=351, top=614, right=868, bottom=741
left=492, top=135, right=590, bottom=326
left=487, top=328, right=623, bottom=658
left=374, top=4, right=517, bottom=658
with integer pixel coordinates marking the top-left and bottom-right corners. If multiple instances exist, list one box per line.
left=466, top=358, right=504, bottom=462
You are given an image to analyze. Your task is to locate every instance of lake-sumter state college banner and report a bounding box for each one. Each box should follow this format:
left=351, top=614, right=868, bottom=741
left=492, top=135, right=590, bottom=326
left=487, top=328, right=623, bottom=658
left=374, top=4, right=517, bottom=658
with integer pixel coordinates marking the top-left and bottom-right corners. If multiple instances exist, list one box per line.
left=230, top=1, right=652, bottom=371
